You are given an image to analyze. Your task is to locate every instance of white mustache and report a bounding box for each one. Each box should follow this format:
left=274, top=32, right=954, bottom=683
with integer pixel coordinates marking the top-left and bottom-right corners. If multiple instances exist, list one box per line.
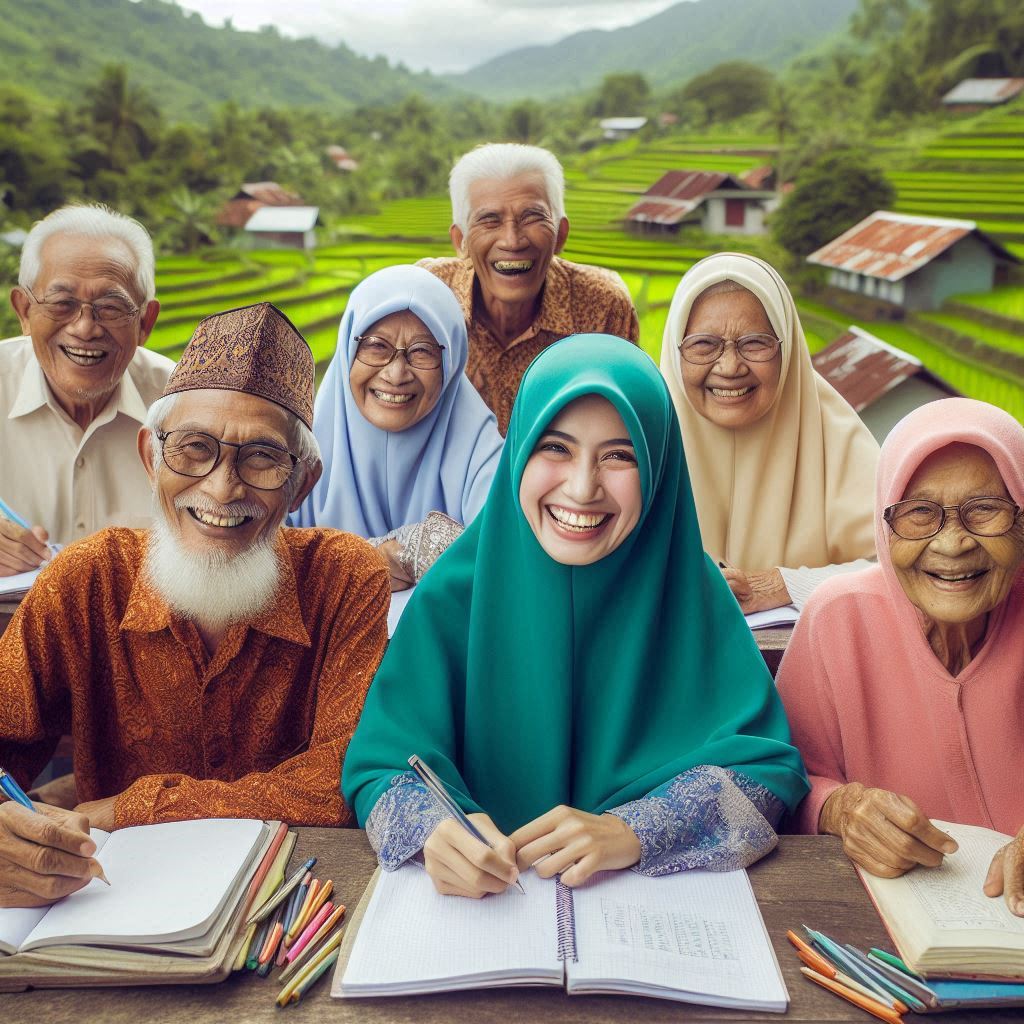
left=173, top=496, right=267, bottom=519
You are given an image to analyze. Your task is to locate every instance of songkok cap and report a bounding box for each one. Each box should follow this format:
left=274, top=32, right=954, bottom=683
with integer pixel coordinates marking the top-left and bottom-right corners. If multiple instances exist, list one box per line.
left=164, top=302, right=314, bottom=428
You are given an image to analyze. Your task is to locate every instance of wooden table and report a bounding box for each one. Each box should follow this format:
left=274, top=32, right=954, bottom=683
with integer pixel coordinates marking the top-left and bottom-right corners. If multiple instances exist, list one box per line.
left=10, top=830, right=1019, bottom=1023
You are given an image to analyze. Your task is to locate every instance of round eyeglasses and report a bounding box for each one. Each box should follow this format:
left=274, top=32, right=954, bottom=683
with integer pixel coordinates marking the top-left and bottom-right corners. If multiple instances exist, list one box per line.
left=157, top=430, right=298, bottom=491
left=883, top=496, right=1021, bottom=541
left=354, top=335, right=444, bottom=371
left=23, top=285, right=140, bottom=326
left=678, top=333, right=781, bottom=365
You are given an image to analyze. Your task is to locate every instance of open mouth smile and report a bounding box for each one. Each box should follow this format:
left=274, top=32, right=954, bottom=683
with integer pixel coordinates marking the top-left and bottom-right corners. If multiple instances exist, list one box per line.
left=547, top=505, right=612, bottom=536
left=492, top=260, right=534, bottom=276
left=187, top=508, right=252, bottom=529
left=923, top=568, right=989, bottom=583
left=61, top=345, right=108, bottom=367
left=371, top=389, right=414, bottom=406
left=708, top=385, right=755, bottom=399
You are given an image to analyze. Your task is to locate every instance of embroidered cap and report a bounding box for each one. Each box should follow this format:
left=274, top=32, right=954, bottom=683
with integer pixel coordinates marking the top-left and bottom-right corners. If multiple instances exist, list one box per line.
left=164, top=302, right=314, bottom=428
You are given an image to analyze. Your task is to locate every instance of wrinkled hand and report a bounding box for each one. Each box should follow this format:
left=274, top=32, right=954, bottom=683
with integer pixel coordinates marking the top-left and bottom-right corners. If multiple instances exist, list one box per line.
left=820, top=782, right=957, bottom=878
left=0, top=801, right=102, bottom=907
left=983, top=826, right=1024, bottom=916
left=423, top=813, right=519, bottom=898
left=719, top=561, right=790, bottom=614
left=0, top=519, right=50, bottom=577
left=379, top=539, right=413, bottom=593
left=510, top=805, right=641, bottom=888
left=28, top=773, right=78, bottom=811
left=74, top=797, right=117, bottom=832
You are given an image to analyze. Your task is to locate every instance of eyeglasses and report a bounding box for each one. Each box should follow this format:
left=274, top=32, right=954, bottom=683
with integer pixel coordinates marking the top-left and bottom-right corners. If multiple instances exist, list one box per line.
left=883, top=496, right=1021, bottom=541
left=354, top=335, right=444, bottom=371
left=156, top=430, right=298, bottom=491
left=23, top=285, right=140, bottom=326
left=678, top=333, right=781, bottom=365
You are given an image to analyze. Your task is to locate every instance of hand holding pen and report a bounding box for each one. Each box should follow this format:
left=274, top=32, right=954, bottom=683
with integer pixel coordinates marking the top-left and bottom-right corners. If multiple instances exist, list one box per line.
left=411, top=754, right=524, bottom=899
left=0, top=768, right=109, bottom=908
left=0, top=497, right=53, bottom=577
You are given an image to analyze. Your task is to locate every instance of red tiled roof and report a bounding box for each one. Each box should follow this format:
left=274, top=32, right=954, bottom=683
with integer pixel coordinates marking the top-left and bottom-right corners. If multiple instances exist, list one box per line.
left=812, top=327, right=957, bottom=410
left=807, top=211, right=1016, bottom=282
left=626, top=170, right=750, bottom=226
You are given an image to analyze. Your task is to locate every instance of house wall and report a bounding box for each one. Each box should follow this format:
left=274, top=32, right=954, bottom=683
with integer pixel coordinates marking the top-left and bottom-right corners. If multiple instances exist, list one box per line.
left=864, top=378, right=957, bottom=442
left=702, top=197, right=765, bottom=235
left=903, top=235, right=995, bottom=310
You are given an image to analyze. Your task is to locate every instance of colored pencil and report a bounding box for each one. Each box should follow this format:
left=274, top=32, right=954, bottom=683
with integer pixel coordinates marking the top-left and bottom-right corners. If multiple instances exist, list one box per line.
left=243, top=822, right=289, bottom=910
left=290, top=879, right=332, bottom=940
left=286, top=902, right=334, bottom=963
left=279, top=905, right=346, bottom=981
left=289, top=948, right=340, bottom=1004
left=246, top=856, right=316, bottom=925
left=288, top=878, right=320, bottom=940
left=800, top=966, right=904, bottom=1024
left=275, top=886, right=304, bottom=966
left=275, top=928, right=345, bottom=1005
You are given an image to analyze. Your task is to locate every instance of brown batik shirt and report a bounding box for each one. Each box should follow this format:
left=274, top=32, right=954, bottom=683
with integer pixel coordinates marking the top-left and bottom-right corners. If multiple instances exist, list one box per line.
left=420, top=255, right=640, bottom=434
left=0, top=527, right=388, bottom=828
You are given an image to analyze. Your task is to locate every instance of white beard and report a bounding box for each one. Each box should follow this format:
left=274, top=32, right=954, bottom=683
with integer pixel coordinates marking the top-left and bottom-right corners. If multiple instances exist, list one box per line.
left=145, top=501, right=283, bottom=631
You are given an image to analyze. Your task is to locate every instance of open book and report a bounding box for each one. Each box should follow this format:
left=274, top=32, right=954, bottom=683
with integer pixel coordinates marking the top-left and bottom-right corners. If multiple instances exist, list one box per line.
left=0, top=818, right=272, bottom=990
left=858, top=820, right=1024, bottom=979
left=334, top=863, right=788, bottom=1011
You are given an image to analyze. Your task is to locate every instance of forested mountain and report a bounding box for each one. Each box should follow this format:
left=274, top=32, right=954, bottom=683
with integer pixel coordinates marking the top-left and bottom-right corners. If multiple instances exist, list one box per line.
left=452, top=0, right=858, bottom=100
left=0, top=0, right=451, bottom=118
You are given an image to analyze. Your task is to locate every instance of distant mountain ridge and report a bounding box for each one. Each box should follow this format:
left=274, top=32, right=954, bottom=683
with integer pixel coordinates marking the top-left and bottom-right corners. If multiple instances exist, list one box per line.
left=0, top=0, right=452, bottom=119
left=452, top=0, right=858, bottom=100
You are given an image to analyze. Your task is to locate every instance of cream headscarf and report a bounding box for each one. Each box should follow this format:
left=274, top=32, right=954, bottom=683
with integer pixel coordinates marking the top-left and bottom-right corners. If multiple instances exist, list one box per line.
left=660, top=252, right=879, bottom=570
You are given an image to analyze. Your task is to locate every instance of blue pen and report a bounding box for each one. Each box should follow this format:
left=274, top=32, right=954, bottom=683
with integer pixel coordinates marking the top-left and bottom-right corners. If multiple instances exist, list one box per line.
left=0, top=497, right=57, bottom=558
left=804, top=926, right=898, bottom=1008
left=0, top=767, right=109, bottom=884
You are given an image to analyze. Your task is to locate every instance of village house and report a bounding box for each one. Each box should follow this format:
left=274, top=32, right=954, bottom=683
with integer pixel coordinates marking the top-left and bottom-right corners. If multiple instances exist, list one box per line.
left=812, top=326, right=959, bottom=442
left=217, top=182, right=304, bottom=230
left=599, top=117, right=648, bottom=141
left=941, top=78, right=1024, bottom=110
left=807, top=211, right=1017, bottom=313
left=243, top=205, right=320, bottom=250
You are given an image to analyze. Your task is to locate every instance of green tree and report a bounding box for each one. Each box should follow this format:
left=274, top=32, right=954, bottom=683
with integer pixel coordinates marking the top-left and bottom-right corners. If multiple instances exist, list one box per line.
left=156, top=187, right=219, bottom=253
left=503, top=101, right=545, bottom=143
left=681, top=62, right=774, bottom=125
left=85, top=64, right=160, bottom=170
left=774, top=150, right=894, bottom=259
left=590, top=73, right=650, bottom=117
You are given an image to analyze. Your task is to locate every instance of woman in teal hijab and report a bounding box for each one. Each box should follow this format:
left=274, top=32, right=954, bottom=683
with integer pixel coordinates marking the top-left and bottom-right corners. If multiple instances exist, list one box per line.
left=343, top=335, right=808, bottom=897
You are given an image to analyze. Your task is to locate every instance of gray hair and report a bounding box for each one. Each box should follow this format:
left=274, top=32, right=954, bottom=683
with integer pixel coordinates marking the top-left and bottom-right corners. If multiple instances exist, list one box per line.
left=449, top=143, right=565, bottom=234
left=144, top=392, right=321, bottom=504
left=697, top=279, right=749, bottom=300
left=19, top=203, right=156, bottom=304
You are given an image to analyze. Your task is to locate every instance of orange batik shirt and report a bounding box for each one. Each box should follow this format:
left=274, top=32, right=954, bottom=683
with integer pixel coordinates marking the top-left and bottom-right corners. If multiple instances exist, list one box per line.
left=0, top=527, right=388, bottom=829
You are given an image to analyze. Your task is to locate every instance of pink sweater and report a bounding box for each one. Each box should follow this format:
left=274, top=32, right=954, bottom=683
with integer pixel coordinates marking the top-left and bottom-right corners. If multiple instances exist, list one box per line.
left=776, top=398, right=1024, bottom=837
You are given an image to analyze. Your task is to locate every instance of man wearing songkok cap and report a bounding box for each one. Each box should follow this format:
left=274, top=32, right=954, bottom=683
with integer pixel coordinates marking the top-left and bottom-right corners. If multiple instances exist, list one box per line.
left=0, top=203, right=173, bottom=576
left=0, top=303, right=388, bottom=909
left=420, top=142, right=639, bottom=434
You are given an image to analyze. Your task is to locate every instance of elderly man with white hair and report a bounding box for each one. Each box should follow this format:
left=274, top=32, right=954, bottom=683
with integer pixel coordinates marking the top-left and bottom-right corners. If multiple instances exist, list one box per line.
left=420, top=143, right=639, bottom=434
left=0, top=203, right=173, bottom=576
left=0, top=303, right=388, bottom=908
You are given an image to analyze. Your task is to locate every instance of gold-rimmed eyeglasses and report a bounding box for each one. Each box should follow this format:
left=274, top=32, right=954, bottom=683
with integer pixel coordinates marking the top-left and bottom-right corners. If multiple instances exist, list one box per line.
left=678, top=333, right=781, bottom=365
left=354, top=335, right=444, bottom=371
left=22, top=285, right=140, bottom=326
left=156, top=430, right=298, bottom=491
left=883, top=496, right=1021, bottom=541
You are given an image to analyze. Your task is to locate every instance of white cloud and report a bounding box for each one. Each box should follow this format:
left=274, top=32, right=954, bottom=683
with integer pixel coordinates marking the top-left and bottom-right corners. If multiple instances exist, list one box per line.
left=173, top=0, right=679, bottom=73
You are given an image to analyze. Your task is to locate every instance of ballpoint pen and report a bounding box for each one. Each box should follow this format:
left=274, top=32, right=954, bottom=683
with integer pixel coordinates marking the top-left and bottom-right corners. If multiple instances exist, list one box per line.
left=0, top=497, right=59, bottom=557
left=409, top=754, right=525, bottom=895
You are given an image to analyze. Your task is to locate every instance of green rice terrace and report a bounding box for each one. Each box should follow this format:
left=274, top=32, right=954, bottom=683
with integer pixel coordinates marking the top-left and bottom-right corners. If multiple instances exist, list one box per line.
left=150, top=102, right=1024, bottom=422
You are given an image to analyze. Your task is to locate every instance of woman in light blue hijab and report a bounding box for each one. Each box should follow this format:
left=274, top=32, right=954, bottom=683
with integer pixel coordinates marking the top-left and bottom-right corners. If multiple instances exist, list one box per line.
left=296, top=265, right=503, bottom=588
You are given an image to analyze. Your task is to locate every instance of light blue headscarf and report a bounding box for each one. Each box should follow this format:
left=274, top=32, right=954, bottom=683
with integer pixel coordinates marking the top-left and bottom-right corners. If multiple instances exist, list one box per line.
left=295, top=265, right=503, bottom=536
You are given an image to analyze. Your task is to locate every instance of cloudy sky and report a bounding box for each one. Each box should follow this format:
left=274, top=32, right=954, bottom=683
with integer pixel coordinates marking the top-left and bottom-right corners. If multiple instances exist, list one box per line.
left=174, top=0, right=681, bottom=73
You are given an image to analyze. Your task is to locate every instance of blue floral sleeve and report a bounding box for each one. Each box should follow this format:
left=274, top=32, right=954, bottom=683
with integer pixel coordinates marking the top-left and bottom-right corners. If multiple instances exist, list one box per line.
left=365, top=772, right=449, bottom=870
left=606, top=765, right=784, bottom=876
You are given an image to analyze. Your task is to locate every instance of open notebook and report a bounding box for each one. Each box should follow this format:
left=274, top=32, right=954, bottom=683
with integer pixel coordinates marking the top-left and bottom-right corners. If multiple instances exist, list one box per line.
left=334, top=863, right=788, bottom=1011
left=0, top=818, right=271, bottom=989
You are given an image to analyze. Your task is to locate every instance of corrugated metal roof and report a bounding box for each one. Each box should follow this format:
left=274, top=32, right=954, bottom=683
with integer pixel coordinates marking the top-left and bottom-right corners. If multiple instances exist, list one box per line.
left=742, top=165, right=775, bottom=189
left=942, top=78, right=1024, bottom=105
left=812, top=326, right=956, bottom=410
left=244, top=206, right=320, bottom=233
left=627, top=170, right=751, bottom=225
left=807, top=211, right=989, bottom=281
left=599, top=117, right=648, bottom=131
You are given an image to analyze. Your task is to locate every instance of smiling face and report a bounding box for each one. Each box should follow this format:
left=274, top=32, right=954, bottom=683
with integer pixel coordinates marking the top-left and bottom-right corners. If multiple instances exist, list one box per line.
left=889, top=443, right=1024, bottom=629
left=140, top=389, right=303, bottom=559
left=518, top=394, right=642, bottom=566
left=679, top=286, right=782, bottom=429
left=450, top=173, right=569, bottom=311
left=348, top=310, right=445, bottom=432
left=11, top=233, right=159, bottom=422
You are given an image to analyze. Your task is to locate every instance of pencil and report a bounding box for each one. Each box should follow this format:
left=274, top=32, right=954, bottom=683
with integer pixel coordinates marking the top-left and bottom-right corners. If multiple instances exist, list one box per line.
left=290, top=947, right=340, bottom=1004
left=290, top=879, right=332, bottom=940
left=796, top=951, right=905, bottom=1011
left=288, top=878, right=320, bottom=940
left=279, top=905, right=346, bottom=982
left=286, top=902, right=334, bottom=964
left=275, top=885, right=304, bottom=966
left=246, top=856, right=316, bottom=925
left=243, top=822, right=289, bottom=910
left=275, top=928, right=345, bottom=1006
left=800, top=966, right=904, bottom=1024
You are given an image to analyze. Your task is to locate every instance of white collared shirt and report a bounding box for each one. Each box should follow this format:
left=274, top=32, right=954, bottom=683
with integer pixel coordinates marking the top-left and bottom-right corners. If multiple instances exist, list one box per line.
left=0, top=336, right=175, bottom=545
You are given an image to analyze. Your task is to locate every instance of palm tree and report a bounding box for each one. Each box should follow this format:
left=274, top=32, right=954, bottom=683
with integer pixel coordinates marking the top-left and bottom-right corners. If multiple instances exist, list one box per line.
left=86, top=64, right=159, bottom=170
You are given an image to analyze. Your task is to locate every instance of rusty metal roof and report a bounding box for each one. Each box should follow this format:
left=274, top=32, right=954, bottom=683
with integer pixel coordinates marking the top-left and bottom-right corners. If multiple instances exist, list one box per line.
left=234, top=182, right=302, bottom=205
left=812, top=327, right=958, bottom=411
left=942, top=78, right=1024, bottom=104
left=742, top=165, right=775, bottom=189
left=806, top=211, right=1017, bottom=281
left=626, top=170, right=751, bottom=225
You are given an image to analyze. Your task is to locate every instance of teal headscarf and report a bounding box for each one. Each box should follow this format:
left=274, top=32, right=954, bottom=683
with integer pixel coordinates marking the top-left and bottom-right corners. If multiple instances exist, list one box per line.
left=343, top=335, right=808, bottom=833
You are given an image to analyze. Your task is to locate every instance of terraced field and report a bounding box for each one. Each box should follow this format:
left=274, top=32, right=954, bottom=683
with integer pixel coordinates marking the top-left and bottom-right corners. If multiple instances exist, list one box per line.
left=149, top=110, right=1022, bottom=418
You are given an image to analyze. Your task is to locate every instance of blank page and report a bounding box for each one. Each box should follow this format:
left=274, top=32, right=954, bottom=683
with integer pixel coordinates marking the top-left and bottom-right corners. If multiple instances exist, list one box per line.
left=567, top=869, right=787, bottom=1011
left=21, top=818, right=264, bottom=951
left=341, top=864, right=562, bottom=995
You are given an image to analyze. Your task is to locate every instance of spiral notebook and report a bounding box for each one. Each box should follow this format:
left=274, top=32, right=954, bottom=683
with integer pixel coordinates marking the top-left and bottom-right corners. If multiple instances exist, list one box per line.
left=334, top=863, right=788, bottom=1011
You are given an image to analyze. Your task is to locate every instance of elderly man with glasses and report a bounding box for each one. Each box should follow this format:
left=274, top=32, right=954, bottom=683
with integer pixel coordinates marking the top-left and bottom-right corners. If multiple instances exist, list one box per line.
left=0, top=303, right=388, bottom=908
left=0, top=204, right=173, bottom=577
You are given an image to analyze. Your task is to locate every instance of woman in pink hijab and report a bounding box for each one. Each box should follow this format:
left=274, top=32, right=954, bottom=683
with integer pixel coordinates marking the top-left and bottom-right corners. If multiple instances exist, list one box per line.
left=777, top=398, right=1024, bottom=913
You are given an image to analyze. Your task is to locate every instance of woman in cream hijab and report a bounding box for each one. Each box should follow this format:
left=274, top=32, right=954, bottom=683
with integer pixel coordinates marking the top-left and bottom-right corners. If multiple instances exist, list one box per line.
left=660, top=252, right=879, bottom=612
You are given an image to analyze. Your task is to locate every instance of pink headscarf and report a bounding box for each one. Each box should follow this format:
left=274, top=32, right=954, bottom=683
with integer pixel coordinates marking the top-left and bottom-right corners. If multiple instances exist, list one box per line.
left=778, top=398, right=1024, bottom=834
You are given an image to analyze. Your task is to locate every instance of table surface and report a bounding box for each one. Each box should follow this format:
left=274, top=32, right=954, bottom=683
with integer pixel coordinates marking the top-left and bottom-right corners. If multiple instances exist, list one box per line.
left=10, top=830, right=1020, bottom=1024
